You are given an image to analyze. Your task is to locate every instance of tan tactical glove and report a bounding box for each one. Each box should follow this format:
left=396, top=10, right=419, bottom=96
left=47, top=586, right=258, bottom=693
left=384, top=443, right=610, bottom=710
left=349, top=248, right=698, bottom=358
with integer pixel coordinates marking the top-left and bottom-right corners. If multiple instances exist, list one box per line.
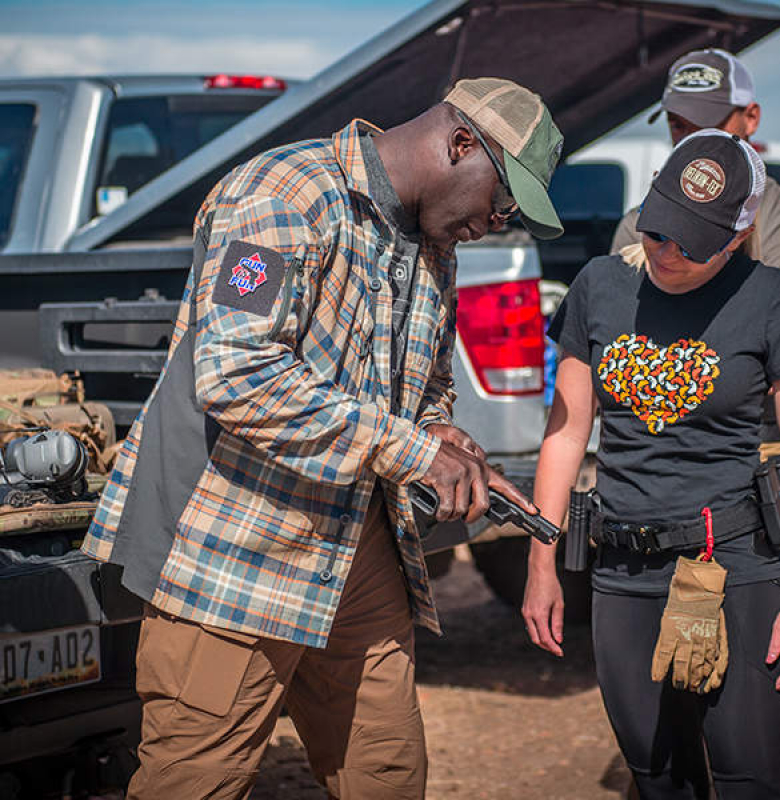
left=651, top=556, right=728, bottom=694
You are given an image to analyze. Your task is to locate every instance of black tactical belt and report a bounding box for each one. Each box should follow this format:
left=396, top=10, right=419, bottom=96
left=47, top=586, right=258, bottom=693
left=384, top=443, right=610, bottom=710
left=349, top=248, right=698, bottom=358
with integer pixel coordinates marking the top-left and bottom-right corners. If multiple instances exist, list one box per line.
left=590, top=496, right=762, bottom=555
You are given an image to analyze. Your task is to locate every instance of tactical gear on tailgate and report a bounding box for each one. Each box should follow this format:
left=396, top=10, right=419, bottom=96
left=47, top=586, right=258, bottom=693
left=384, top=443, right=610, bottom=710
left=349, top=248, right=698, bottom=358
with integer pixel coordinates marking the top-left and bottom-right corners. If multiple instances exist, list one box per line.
left=0, top=369, right=118, bottom=474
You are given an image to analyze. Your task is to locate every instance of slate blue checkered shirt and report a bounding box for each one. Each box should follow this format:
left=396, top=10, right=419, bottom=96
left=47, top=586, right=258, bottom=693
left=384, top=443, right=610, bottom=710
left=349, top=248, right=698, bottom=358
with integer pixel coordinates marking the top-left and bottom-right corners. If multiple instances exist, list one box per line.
left=81, top=119, right=458, bottom=647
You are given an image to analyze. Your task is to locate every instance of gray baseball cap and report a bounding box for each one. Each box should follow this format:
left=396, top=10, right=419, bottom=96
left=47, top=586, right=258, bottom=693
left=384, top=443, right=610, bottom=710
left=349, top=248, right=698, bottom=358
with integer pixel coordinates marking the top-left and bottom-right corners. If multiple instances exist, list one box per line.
left=649, top=49, right=755, bottom=128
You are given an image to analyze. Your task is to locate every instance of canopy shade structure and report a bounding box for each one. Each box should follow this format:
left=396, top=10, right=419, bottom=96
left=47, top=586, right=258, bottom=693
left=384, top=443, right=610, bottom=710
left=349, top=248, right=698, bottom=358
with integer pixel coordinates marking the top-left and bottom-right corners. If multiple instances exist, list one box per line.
left=72, top=0, right=780, bottom=251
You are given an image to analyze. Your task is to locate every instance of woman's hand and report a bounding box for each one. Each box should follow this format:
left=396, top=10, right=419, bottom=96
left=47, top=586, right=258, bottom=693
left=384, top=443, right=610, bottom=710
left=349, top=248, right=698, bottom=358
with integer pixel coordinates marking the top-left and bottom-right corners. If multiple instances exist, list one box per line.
left=521, top=353, right=595, bottom=659
left=522, top=551, right=565, bottom=657
left=765, top=610, right=780, bottom=691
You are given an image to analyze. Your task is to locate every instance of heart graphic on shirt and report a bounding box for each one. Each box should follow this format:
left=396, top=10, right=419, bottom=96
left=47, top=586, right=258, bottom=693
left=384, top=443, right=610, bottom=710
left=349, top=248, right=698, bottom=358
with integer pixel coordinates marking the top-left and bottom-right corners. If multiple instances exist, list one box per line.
left=597, top=334, right=720, bottom=434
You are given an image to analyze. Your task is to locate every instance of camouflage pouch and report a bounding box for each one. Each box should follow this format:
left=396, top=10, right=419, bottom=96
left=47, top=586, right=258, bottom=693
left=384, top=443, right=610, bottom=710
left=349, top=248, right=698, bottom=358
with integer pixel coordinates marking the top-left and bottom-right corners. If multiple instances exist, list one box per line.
left=0, top=368, right=84, bottom=413
left=0, top=369, right=117, bottom=475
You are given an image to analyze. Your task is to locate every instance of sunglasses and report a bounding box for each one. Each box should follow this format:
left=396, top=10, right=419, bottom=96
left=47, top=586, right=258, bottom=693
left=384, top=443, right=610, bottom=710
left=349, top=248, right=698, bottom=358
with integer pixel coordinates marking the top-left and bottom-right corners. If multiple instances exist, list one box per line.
left=643, top=231, right=699, bottom=260
left=642, top=230, right=735, bottom=265
left=643, top=231, right=739, bottom=264
left=455, top=111, right=519, bottom=222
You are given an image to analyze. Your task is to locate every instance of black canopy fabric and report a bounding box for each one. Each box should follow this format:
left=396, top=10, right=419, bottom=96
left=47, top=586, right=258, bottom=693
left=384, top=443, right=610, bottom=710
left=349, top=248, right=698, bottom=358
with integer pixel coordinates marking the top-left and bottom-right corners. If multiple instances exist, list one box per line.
left=73, top=0, right=780, bottom=250
left=263, top=0, right=779, bottom=156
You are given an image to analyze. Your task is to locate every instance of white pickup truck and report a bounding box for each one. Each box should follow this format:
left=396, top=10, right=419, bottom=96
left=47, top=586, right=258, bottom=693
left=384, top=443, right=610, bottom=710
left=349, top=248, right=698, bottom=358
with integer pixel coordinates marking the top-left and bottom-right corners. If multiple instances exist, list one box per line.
left=1, top=0, right=777, bottom=791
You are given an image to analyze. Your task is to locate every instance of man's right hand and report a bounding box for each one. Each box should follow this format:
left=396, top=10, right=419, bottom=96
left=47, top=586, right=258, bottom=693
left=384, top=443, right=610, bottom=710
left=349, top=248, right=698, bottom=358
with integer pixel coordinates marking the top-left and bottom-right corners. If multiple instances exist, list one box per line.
left=418, top=439, right=536, bottom=524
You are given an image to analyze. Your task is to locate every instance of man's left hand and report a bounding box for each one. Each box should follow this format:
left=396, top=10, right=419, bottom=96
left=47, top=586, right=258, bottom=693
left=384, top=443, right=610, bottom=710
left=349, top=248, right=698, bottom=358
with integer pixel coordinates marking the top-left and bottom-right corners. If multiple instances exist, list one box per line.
left=425, top=424, right=486, bottom=461
left=765, top=611, right=780, bottom=691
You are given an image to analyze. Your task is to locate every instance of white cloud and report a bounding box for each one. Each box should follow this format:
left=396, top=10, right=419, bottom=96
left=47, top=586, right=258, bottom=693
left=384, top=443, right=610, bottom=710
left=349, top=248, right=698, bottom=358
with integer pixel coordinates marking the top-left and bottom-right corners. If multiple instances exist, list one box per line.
left=0, top=33, right=333, bottom=79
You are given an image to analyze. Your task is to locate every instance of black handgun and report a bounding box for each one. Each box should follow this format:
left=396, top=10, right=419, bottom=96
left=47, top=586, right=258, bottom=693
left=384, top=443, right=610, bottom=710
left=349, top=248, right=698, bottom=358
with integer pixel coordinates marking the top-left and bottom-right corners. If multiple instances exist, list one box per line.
left=409, top=481, right=560, bottom=545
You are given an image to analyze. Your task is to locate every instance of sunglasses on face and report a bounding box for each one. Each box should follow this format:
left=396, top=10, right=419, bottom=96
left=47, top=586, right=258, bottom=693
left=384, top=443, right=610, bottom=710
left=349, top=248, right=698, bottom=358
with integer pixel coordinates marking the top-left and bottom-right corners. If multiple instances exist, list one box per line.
left=643, top=231, right=708, bottom=263
left=456, top=111, right=519, bottom=222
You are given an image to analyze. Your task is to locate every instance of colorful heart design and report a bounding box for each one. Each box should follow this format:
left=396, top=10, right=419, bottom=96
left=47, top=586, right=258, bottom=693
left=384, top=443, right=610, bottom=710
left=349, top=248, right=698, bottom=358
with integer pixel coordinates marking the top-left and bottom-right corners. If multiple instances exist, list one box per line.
left=598, top=334, right=720, bottom=434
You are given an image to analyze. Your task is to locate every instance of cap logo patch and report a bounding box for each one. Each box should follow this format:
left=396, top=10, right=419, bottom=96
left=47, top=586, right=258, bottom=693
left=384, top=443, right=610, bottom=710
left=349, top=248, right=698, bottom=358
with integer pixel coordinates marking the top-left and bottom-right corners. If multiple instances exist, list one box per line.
left=229, top=252, right=268, bottom=296
left=680, top=158, right=725, bottom=203
left=670, top=65, right=723, bottom=93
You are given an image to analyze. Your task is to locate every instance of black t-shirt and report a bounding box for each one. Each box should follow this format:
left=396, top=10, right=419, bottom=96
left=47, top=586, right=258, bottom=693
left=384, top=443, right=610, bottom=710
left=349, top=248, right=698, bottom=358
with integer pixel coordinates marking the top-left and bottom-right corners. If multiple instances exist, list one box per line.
left=549, top=252, right=780, bottom=594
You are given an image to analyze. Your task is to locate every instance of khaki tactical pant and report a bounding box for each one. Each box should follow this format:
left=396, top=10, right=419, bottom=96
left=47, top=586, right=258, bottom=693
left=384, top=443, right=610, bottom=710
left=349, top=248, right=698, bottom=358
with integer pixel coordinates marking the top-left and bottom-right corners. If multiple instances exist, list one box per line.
left=126, top=493, right=426, bottom=800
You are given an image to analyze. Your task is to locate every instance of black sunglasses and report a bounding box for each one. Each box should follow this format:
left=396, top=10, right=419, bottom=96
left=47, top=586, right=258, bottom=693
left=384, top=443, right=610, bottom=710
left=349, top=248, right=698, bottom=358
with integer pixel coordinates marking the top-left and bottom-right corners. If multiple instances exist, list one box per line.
left=643, top=231, right=700, bottom=261
left=642, top=231, right=736, bottom=264
left=646, top=230, right=741, bottom=267
left=455, top=111, right=518, bottom=221
left=643, top=230, right=737, bottom=264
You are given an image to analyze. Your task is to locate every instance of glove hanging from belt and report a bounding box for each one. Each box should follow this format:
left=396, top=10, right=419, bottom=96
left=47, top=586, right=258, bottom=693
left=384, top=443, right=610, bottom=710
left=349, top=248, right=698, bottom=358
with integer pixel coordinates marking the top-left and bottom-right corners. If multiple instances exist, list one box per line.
left=651, top=556, right=728, bottom=694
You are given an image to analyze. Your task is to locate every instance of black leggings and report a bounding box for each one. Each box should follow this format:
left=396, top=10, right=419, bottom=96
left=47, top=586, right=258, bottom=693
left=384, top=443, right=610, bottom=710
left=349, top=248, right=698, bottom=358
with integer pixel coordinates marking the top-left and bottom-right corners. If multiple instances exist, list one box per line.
left=593, top=579, right=780, bottom=799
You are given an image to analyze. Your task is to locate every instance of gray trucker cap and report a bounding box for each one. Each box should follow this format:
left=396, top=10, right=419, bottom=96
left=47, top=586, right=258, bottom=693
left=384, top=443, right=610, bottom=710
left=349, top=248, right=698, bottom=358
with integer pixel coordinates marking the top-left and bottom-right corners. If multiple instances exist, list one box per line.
left=649, top=49, right=755, bottom=128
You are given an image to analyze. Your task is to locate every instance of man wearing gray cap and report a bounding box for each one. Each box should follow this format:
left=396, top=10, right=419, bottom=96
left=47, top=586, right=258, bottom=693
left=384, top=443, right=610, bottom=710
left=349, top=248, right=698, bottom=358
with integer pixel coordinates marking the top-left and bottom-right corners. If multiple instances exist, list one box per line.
left=80, top=77, right=563, bottom=800
left=611, top=48, right=780, bottom=267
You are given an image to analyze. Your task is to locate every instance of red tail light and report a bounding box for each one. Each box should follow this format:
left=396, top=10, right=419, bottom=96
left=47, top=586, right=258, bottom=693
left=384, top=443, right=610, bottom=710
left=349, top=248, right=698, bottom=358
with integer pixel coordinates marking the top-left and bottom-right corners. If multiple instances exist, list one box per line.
left=205, top=75, right=287, bottom=91
left=457, top=280, right=544, bottom=395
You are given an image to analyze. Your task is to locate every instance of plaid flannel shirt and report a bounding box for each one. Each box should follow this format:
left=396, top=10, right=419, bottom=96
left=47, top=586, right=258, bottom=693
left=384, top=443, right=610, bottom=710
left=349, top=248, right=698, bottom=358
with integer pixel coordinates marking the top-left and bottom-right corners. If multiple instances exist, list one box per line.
left=81, top=120, right=459, bottom=647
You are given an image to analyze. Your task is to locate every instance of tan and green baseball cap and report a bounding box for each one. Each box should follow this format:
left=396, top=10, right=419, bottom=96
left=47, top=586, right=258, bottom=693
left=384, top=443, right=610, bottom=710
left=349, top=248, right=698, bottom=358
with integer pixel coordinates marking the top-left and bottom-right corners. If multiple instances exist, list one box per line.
left=445, top=77, right=564, bottom=239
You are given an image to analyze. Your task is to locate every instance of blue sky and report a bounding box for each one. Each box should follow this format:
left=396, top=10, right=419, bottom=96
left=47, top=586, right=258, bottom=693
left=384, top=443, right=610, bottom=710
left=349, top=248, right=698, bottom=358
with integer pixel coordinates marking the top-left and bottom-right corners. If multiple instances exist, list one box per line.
left=0, top=0, right=778, bottom=142
left=0, top=0, right=426, bottom=78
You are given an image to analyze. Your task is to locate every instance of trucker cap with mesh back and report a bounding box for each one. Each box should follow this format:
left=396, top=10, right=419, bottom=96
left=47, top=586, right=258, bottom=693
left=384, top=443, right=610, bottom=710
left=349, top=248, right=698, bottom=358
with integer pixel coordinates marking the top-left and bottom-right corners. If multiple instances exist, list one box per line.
left=444, top=78, right=564, bottom=239
left=649, top=49, right=756, bottom=128
left=637, top=129, right=765, bottom=263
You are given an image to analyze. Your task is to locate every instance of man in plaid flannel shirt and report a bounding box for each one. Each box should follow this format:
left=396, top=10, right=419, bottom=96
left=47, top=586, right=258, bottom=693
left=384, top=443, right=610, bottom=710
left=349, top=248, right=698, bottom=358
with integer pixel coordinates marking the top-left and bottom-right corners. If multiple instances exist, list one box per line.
left=81, top=78, right=564, bottom=799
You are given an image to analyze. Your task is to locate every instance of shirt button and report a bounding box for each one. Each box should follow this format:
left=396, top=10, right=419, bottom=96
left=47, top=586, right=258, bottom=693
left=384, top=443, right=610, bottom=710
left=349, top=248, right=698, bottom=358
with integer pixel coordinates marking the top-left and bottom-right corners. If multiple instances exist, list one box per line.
left=369, top=277, right=382, bottom=292
left=360, top=338, right=372, bottom=358
left=340, top=513, right=352, bottom=526
left=320, top=570, right=333, bottom=583
left=376, top=240, right=386, bottom=255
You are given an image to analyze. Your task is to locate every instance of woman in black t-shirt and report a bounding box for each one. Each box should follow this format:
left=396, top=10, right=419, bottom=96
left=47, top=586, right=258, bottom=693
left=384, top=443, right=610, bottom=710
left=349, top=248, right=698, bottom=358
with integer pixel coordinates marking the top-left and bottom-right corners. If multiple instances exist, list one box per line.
left=523, top=130, right=780, bottom=798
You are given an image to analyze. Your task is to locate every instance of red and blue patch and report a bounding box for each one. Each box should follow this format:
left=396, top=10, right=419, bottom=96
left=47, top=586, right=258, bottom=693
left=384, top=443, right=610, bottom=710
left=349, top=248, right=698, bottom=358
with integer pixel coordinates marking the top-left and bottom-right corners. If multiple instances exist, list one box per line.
left=229, top=252, right=268, bottom=296
left=213, top=240, right=287, bottom=317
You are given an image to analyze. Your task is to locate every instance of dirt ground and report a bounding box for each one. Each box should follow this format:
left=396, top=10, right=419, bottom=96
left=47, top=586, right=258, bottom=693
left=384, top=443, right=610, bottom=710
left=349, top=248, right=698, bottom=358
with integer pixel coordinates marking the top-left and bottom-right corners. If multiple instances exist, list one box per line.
left=251, top=549, right=633, bottom=800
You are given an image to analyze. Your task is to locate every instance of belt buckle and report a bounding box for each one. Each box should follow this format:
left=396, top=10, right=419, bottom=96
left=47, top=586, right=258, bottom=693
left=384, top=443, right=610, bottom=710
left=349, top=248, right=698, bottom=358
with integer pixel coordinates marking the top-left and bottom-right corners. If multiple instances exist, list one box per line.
left=629, top=524, right=661, bottom=555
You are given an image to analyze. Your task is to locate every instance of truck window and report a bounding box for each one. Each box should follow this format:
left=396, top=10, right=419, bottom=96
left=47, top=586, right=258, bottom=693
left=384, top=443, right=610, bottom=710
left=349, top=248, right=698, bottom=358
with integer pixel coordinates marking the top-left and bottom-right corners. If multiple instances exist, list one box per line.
left=538, top=162, right=626, bottom=286
left=0, top=104, right=36, bottom=249
left=766, top=162, right=780, bottom=185
left=94, top=93, right=274, bottom=216
left=548, top=162, right=625, bottom=222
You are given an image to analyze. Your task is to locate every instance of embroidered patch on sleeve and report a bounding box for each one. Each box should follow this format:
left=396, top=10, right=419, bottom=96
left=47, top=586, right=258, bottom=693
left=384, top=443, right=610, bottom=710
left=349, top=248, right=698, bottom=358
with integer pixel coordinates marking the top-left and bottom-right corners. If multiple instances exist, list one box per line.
left=213, top=240, right=287, bottom=317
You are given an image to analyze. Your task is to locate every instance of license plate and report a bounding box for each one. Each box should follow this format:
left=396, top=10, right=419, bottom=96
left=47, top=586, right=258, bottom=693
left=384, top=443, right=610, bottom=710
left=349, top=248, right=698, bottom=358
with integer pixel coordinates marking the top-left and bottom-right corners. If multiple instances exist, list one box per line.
left=0, top=624, right=101, bottom=703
